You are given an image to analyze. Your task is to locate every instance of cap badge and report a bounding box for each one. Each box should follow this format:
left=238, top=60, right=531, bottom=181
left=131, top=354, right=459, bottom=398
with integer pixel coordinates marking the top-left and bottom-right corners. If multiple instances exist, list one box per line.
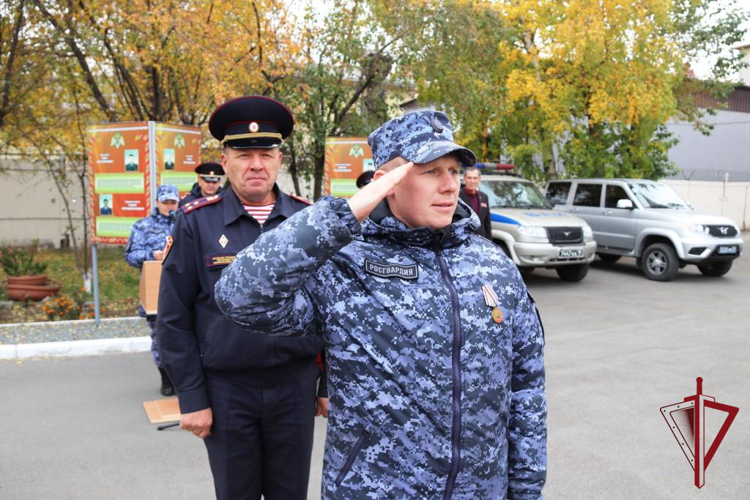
left=219, top=234, right=228, bottom=248
left=249, top=122, right=260, bottom=133
left=431, top=115, right=444, bottom=134
left=209, top=171, right=215, bottom=176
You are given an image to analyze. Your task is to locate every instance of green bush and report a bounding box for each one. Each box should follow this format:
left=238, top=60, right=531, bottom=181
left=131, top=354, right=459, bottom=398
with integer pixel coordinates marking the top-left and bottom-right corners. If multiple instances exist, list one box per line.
left=1, top=246, right=48, bottom=276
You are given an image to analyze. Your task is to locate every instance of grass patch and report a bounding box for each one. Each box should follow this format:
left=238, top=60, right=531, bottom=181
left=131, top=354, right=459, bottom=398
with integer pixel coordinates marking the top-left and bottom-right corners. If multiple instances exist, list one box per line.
left=1, top=245, right=141, bottom=323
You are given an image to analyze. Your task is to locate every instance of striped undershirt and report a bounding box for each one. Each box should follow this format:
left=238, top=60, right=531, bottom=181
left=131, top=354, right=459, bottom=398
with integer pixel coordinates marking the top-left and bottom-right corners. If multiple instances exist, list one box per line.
left=243, top=203, right=275, bottom=225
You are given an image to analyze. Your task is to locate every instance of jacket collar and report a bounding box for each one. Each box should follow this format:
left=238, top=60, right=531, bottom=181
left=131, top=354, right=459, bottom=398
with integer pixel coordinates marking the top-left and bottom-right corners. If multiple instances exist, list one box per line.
left=151, top=207, right=175, bottom=223
left=222, top=184, right=296, bottom=226
left=363, top=198, right=479, bottom=249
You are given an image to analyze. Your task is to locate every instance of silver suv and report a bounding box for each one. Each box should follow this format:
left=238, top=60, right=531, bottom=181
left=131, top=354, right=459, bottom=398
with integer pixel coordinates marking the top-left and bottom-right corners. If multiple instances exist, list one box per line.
left=477, top=174, right=596, bottom=282
left=545, top=178, right=744, bottom=281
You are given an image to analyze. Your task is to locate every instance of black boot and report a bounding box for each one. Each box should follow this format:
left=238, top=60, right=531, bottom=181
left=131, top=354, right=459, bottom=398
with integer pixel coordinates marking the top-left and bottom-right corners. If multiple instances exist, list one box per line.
left=159, top=368, right=175, bottom=396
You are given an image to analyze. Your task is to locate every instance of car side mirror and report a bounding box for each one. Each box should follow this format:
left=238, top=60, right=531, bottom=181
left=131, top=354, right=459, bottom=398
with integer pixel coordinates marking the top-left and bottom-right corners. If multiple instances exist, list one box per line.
left=616, top=199, right=634, bottom=209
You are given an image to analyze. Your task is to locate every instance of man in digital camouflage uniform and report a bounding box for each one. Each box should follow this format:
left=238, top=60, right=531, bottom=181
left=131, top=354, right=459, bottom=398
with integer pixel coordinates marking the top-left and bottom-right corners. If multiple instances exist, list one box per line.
left=124, top=184, right=179, bottom=396
left=214, top=111, right=547, bottom=499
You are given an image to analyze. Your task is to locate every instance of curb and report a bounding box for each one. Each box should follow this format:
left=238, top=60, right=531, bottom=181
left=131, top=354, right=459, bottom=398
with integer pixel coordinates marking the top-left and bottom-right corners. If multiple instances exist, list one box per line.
left=0, top=336, right=151, bottom=360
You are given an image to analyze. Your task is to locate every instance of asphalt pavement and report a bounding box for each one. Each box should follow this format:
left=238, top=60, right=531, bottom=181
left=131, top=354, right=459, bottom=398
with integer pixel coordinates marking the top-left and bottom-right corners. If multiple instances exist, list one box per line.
left=1, top=252, right=748, bottom=499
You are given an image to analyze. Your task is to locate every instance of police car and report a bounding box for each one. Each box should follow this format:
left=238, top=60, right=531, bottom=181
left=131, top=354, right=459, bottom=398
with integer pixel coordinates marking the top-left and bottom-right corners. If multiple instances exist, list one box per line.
left=471, top=164, right=597, bottom=282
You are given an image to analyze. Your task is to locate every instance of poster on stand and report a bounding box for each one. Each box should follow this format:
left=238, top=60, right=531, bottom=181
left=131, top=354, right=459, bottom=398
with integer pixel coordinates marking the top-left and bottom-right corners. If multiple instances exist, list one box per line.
left=87, top=122, right=201, bottom=244
left=87, top=122, right=150, bottom=244
left=155, top=123, right=202, bottom=194
left=324, top=137, right=374, bottom=197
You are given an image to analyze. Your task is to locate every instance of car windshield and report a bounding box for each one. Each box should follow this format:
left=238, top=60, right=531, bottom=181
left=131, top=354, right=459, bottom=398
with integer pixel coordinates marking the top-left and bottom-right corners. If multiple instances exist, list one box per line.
left=628, top=182, right=690, bottom=209
left=479, top=180, right=551, bottom=209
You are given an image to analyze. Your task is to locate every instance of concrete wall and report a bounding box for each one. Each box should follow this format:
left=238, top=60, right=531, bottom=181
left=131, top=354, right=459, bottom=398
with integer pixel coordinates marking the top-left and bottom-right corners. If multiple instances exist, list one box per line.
left=0, top=156, right=87, bottom=249
left=662, top=179, right=750, bottom=230
left=2, top=156, right=748, bottom=248
left=666, top=109, right=750, bottom=181
left=0, top=155, right=309, bottom=248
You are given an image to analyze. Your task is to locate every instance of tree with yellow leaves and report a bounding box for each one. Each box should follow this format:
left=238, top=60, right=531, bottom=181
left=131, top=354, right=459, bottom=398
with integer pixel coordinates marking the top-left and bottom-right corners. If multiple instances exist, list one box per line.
left=386, top=0, right=747, bottom=180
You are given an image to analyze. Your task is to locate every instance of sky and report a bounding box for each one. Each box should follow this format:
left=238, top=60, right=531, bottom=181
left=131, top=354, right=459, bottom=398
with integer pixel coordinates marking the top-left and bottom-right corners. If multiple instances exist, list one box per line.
left=689, top=0, right=750, bottom=80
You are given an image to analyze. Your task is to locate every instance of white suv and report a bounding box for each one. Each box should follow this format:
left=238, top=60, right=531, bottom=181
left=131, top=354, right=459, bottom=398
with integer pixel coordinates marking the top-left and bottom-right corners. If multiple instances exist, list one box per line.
left=477, top=172, right=597, bottom=282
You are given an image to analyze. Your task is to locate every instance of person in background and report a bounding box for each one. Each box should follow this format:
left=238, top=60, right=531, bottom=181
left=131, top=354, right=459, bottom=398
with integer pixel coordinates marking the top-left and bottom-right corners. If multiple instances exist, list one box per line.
left=179, top=162, right=225, bottom=208
left=459, top=166, right=492, bottom=239
left=124, top=184, right=179, bottom=396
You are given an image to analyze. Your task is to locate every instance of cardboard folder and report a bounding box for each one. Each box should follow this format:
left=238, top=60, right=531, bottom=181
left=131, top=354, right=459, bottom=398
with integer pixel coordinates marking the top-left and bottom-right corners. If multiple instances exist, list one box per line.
left=143, top=397, right=180, bottom=424
left=139, top=260, right=162, bottom=315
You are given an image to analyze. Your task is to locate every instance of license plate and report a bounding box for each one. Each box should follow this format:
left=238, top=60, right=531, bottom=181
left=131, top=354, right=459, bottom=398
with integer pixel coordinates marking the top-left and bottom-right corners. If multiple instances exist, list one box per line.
left=718, top=245, right=738, bottom=255
left=558, top=248, right=583, bottom=258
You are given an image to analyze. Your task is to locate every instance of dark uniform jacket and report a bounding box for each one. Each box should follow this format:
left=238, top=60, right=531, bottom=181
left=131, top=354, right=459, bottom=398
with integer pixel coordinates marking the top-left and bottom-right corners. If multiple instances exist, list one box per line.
left=158, top=185, right=324, bottom=414
left=179, top=182, right=223, bottom=208
left=459, top=188, right=492, bottom=239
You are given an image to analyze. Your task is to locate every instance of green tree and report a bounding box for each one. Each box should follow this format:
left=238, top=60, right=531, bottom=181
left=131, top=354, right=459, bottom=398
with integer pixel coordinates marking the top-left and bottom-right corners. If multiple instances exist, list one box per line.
left=386, top=0, right=747, bottom=180
left=275, top=0, right=403, bottom=199
left=2, top=0, right=301, bottom=277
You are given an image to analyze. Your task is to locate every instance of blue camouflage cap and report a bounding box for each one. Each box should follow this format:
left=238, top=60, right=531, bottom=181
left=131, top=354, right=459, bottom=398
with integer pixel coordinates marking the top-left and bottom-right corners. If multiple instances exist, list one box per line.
left=156, top=184, right=180, bottom=202
left=367, top=111, right=477, bottom=168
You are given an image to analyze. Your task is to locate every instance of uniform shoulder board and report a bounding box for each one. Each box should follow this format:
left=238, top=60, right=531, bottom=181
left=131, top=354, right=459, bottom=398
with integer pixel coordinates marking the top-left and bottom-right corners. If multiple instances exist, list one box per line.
left=182, top=194, right=222, bottom=214
left=289, top=193, right=312, bottom=205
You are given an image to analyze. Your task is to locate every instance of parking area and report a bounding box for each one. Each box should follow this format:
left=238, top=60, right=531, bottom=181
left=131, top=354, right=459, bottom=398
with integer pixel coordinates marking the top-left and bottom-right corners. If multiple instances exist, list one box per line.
left=1, top=250, right=748, bottom=499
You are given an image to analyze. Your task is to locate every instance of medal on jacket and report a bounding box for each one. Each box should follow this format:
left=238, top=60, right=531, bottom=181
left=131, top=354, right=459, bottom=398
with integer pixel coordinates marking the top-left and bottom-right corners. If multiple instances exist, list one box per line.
left=481, top=284, right=503, bottom=323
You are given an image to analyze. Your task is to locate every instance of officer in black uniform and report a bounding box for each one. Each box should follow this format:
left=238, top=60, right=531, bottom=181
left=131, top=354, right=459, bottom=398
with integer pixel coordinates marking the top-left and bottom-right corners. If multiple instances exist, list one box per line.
left=179, top=162, right=226, bottom=208
left=157, top=96, right=326, bottom=500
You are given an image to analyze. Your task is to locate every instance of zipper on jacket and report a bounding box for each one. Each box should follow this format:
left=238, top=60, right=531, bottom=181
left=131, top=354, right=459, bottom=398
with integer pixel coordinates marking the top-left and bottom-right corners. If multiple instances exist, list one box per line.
left=436, top=250, right=462, bottom=500
left=335, top=430, right=370, bottom=486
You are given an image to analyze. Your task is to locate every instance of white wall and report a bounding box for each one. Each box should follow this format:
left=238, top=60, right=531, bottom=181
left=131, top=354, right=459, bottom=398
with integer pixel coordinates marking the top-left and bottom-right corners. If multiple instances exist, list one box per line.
left=666, top=109, right=750, bottom=181
left=662, top=179, right=750, bottom=230
left=0, top=157, right=311, bottom=248
left=0, top=157, right=87, bottom=248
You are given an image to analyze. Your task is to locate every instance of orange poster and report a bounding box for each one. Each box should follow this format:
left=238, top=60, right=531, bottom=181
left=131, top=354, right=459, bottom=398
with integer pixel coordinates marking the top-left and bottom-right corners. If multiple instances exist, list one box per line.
left=155, top=123, right=202, bottom=195
left=324, top=137, right=374, bottom=197
left=87, top=122, right=201, bottom=244
left=87, top=122, right=151, bottom=244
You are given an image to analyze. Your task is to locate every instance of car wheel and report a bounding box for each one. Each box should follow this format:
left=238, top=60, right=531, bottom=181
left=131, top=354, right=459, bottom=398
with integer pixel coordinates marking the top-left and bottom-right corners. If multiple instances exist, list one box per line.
left=598, top=253, right=621, bottom=263
left=697, top=261, right=733, bottom=277
left=641, top=243, right=679, bottom=281
left=556, top=264, right=589, bottom=282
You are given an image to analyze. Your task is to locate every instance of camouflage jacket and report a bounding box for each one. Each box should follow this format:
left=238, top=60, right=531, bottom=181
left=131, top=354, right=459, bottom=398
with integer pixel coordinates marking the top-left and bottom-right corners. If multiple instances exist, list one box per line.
left=124, top=209, right=175, bottom=268
left=215, top=196, right=547, bottom=499
left=125, top=209, right=175, bottom=317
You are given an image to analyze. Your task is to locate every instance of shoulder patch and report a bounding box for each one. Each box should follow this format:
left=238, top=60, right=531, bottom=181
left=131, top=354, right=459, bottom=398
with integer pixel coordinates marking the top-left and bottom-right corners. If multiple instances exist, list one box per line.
left=181, top=195, right=222, bottom=214
left=289, top=193, right=312, bottom=205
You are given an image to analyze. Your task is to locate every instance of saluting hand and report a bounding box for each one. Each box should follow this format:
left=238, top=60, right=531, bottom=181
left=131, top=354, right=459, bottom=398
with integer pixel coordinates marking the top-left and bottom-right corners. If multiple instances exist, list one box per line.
left=347, top=162, right=413, bottom=222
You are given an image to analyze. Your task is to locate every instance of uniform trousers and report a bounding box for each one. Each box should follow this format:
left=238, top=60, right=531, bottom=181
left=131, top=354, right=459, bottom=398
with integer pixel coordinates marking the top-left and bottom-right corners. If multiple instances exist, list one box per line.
left=204, top=362, right=319, bottom=500
left=145, top=315, right=161, bottom=367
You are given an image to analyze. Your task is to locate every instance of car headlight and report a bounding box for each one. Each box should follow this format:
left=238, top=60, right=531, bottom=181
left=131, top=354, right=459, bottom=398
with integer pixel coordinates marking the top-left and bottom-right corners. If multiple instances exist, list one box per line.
left=517, top=225, right=548, bottom=242
left=582, top=225, right=593, bottom=241
left=689, top=223, right=709, bottom=235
